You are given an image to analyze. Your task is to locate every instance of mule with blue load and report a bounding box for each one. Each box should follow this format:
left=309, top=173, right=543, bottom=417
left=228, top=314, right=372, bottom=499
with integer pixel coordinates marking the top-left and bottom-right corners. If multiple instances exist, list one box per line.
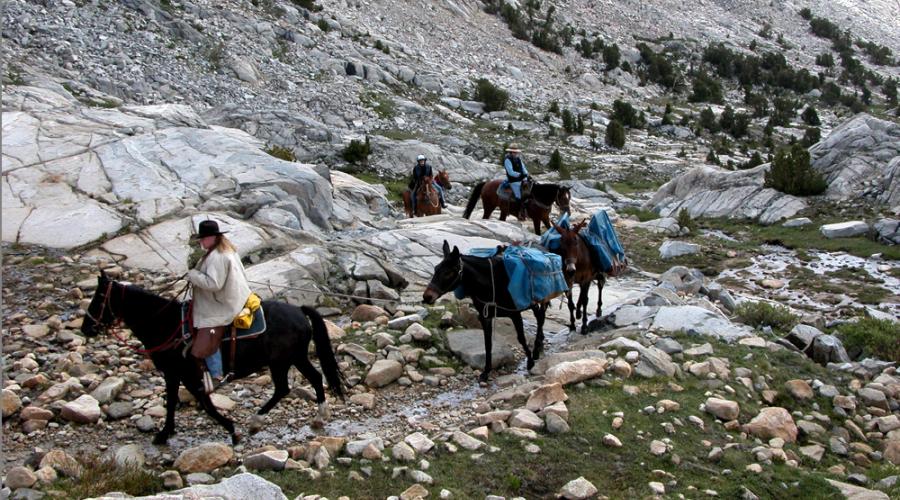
left=541, top=210, right=628, bottom=334
left=423, top=241, right=569, bottom=381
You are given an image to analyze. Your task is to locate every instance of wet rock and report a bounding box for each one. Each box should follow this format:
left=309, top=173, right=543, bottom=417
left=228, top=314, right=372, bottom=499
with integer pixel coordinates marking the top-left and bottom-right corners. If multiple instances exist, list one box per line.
left=704, top=397, right=740, bottom=421
left=61, top=394, right=102, bottom=424
left=820, top=221, right=869, bottom=239
left=743, top=407, right=798, bottom=443
left=559, top=476, right=598, bottom=499
left=173, top=442, right=234, bottom=473
left=365, top=359, right=403, bottom=388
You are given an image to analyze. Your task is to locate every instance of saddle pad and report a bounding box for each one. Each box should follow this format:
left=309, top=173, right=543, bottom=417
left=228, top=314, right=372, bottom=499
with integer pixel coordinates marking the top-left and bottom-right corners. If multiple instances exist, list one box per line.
left=461, top=245, right=569, bottom=310
left=496, top=181, right=513, bottom=201
left=225, top=305, right=267, bottom=341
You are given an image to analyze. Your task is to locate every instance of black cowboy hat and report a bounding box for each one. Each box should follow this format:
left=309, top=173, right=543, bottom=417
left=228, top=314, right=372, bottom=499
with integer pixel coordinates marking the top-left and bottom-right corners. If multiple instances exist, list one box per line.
left=191, top=220, right=228, bottom=239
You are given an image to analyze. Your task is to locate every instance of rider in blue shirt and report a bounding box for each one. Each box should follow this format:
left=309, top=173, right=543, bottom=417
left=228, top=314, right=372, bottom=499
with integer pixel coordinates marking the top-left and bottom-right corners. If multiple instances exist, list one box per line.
left=504, top=144, right=530, bottom=216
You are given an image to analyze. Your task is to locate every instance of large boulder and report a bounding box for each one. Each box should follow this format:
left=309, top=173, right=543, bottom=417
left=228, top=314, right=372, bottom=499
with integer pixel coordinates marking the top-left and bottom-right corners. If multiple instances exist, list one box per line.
left=809, top=113, right=900, bottom=208
left=659, top=240, right=700, bottom=259
left=646, top=164, right=806, bottom=225
left=743, top=407, right=798, bottom=443
left=651, top=305, right=753, bottom=341
left=873, top=218, right=900, bottom=245
left=446, top=329, right=515, bottom=369
left=820, top=221, right=869, bottom=239
left=173, top=443, right=234, bottom=473
left=545, top=359, right=607, bottom=385
left=86, top=473, right=287, bottom=500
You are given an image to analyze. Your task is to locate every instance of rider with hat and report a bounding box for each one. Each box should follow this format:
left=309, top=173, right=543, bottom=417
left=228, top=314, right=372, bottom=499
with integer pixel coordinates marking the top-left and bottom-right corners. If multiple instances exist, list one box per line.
left=409, top=154, right=446, bottom=213
left=504, top=144, right=531, bottom=217
left=187, top=219, right=251, bottom=388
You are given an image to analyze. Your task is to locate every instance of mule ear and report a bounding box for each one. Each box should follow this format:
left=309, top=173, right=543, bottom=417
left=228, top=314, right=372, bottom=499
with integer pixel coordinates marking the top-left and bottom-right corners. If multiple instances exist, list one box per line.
left=451, top=246, right=460, bottom=258
left=99, top=269, right=109, bottom=281
left=442, top=240, right=451, bottom=257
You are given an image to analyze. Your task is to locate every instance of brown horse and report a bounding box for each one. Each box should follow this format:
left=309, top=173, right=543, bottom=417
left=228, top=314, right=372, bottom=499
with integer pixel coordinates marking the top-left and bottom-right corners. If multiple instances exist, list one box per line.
left=464, top=179, right=571, bottom=235
left=403, top=170, right=451, bottom=217
left=553, top=220, right=606, bottom=334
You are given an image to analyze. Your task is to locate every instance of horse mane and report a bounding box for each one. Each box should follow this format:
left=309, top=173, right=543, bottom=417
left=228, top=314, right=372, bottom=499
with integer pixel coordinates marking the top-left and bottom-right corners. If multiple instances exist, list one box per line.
left=531, top=182, right=565, bottom=203
left=122, top=282, right=177, bottom=308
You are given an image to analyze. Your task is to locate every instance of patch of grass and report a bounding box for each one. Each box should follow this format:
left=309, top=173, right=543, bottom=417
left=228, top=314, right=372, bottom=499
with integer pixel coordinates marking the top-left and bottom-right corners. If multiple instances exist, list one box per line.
left=698, top=218, right=900, bottom=261
left=734, top=301, right=799, bottom=332
left=835, top=317, right=900, bottom=362
left=618, top=207, right=658, bottom=222
left=48, top=459, right=162, bottom=499
left=376, top=129, right=420, bottom=141
left=265, top=144, right=296, bottom=162
left=617, top=226, right=751, bottom=276
left=6, top=64, right=25, bottom=85
left=361, top=92, right=396, bottom=120
left=608, top=177, right=665, bottom=194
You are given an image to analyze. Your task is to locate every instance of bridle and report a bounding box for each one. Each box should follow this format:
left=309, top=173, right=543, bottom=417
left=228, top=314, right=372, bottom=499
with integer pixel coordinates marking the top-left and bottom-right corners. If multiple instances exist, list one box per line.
left=85, top=280, right=187, bottom=356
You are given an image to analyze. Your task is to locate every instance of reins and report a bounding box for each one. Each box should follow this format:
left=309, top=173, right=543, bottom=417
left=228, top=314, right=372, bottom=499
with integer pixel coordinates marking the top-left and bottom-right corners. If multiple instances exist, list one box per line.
left=90, top=280, right=190, bottom=356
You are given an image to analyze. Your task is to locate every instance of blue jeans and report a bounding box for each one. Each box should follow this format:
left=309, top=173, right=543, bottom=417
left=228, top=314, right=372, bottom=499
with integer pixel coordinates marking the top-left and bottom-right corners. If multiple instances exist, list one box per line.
left=509, top=181, right=522, bottom=199
left=205, top=349, right=223, bottom=378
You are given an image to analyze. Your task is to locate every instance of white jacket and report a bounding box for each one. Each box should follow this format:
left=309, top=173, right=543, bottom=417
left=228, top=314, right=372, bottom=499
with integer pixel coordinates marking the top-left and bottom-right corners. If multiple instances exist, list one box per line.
left=188, top=248, right=252, bottom=329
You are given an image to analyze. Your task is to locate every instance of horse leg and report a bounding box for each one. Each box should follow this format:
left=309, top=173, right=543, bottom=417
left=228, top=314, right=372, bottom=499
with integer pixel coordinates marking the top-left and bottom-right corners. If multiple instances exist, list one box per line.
left=478, top=315, right=493, bottom=382
left=186, top=384, right=239, bottom=444
left=295, top=356, right=331, bottom=427
left=596, top=274, right=606, bottom=318
left=579, top=283, right=590, bottom=334
left=153, top=373, right=181, bottom=445
left=258, top=361, right=291, bottom=415
left=532, top=304, right=547, bottom=361
left=566, top=291, right=576, bottom=331
left=511, top=313, right=534, bottom=370
left=532, top=216, right=541, bottom=235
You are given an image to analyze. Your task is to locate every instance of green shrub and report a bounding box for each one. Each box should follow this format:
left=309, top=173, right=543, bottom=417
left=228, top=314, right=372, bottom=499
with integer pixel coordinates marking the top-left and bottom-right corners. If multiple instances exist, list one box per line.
left=801, top=106, right=820, bottom=126
left=690, top=71, right=724, bottom=104
left=342, top=136, right=371, bottom=164
left=474, top=78, right=509, bottom=112
left=815, top=52, right=834, bottom=67
left=799, top=7, right=812, bottom=20
left=317, top=18, right=330, bottom=32
left=837, top=318, right=900, bottom=362
left=603, top=43, right=620, bottom=70
left=676, top=208, right=696, bottom=232
left=547, top=148, right=563, bottom=171
left=611, top=99, right=640, bottom=128
left=561, top=109, right=576, bottom=133
left=699, top=107, right=719, bottom=133
left=764, top=143, right=827, bottom=196
left=801, top=126, right=821, bottom=147
left=548, top=100, right=560, bottom=114
left=734, top=301, right=799, bottom=332
left=605, top=120, right=625, bottom=148
left=265, top=144, right=296, bottom=162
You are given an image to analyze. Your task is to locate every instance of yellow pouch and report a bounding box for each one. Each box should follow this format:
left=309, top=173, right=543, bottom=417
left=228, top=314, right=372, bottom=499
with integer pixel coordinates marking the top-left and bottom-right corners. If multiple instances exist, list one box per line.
left=233, top=293, right=261, bottom=329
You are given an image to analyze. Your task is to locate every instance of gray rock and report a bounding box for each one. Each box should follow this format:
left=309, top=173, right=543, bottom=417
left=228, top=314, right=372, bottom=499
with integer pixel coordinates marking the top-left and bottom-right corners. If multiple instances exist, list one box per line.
left=659, top=266, right=704, bottom=295
left=243, top=450, right=288, bottom=471
left=659, top=240, right=700, bottom=259
left=559, top=476, right=598, bottom=499
left=136, top=415, right=155, bottom=432
left=873, top=218, right=900, bottom=245
left=106, top=401, right=134, bottom=420
left=782, top=217, right=812, bottom=228
left=637, top=217, right=681, bottom=236
left=820, top=221, right=869, bottom=239
left=185, top=472, right=215, bottom=485
left=365, top=360, right=403, bottom=388
left=113, top=444, right=145, bottom=468
left=600, top=337, right=676, bottom=378
left=60, top=394, right=101, bottom=424
left=90, top=377, right=125, bottom=404
left=647, top=165, right=806, bottom=225
left=654, top=338, right=684, bottom=355
left=88, top=473, right=287, bottom=500
left=446, top=329, right=515, bottom=369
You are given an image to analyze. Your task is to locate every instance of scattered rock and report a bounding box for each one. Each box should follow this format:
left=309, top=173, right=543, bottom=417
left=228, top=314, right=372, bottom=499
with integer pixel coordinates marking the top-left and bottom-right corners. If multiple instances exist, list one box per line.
left=559, top=476, right=598, bottom=499
left=243, top=450, right=289, bottom=471
left=173, top=442, right=234, bottom=473
left=365, top=359, right=403, bottom=388
left=704, top=398, right=740, bottom=421
left=820, top=221, right=869, bottom=239
left=5, top=466, right=37, bottom=490
left=743, top=407, right=798, bottom=443
left=1, top=389, right=22, bottom=418
left=659, top=240, right=700, bottom=259
left=60, top=394, right=102, bottom=424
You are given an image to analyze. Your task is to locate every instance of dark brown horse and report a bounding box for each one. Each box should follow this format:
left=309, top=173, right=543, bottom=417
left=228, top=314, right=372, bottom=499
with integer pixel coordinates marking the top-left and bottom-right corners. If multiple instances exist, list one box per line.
left=463, top=180, right=571, bottom=234
left=553, top=220, right=606, bottom=334
left=403, top=170, right=451, bottom=217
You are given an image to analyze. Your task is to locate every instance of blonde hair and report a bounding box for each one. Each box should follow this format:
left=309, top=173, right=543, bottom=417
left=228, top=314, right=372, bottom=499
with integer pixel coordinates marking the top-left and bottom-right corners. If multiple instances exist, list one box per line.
left=214, top=235, right=237, bottom=253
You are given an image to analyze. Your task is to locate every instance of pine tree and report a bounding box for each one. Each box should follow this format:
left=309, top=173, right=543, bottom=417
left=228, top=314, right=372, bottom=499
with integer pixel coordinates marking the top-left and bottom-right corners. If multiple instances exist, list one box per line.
left=764, top=143, right=827, bottom=196
left=605, top=120, right=625, bottom=148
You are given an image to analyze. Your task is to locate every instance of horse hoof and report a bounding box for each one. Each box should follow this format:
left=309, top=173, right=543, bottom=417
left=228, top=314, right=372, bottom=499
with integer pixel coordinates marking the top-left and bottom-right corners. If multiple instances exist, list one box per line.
left=311, top=418, right=326, bottom=429
left=526, top=359, right=535, bottom=370
left=478, top=373, right=490, bottom=384
left=231, top=433, right=242, bottom=445
left=152, top=432, right=169, bottom=445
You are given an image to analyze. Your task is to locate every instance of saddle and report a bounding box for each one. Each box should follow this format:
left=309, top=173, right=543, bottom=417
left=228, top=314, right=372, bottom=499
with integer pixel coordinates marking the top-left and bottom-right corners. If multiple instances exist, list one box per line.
left=184, top=296, right=267, bottom=392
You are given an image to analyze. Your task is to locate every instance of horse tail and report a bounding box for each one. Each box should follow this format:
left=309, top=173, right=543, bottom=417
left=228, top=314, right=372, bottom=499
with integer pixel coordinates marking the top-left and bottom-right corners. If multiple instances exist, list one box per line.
left=302, top=306, right=346, bottom=400
left=463, top=181, right=485, bottom=219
